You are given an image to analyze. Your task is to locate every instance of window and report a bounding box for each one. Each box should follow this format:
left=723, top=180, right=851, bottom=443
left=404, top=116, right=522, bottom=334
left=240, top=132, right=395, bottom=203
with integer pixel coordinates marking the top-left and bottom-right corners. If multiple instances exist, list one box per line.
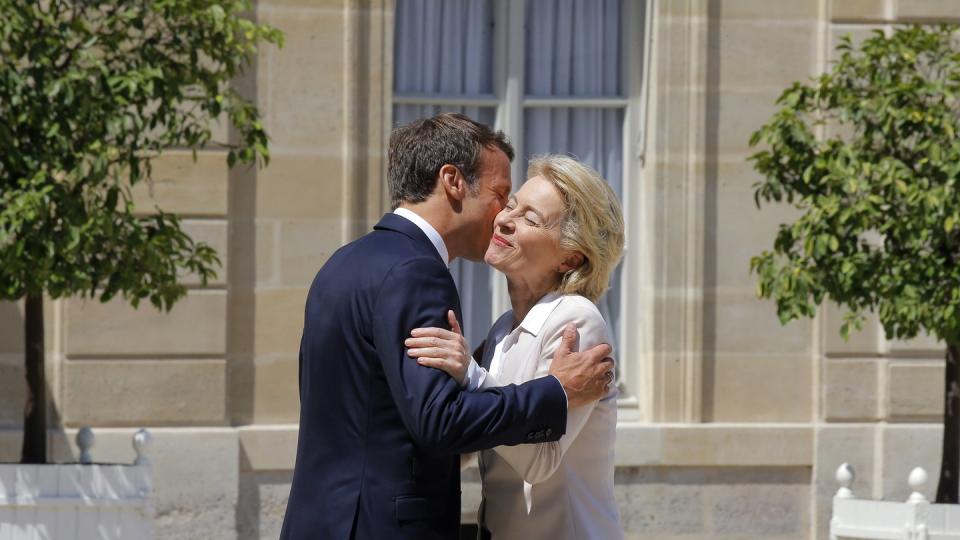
left=392, top=0, right=645, bottom=394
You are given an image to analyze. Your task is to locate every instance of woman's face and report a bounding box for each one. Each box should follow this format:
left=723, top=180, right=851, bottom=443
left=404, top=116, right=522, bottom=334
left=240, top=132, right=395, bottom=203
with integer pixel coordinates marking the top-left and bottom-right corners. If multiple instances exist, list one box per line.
left=484, top=175, right=578, bottom=285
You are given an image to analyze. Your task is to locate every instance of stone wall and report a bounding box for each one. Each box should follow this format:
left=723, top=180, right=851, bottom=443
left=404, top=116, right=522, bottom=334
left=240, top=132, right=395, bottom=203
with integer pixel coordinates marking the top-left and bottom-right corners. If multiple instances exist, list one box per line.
left=0, top=0, right=956, bottom=538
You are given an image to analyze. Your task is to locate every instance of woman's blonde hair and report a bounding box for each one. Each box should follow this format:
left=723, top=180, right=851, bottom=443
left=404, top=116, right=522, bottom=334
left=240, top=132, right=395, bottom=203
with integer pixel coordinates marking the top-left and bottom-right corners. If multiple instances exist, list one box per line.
left=527, top=155, right=625, bottom=303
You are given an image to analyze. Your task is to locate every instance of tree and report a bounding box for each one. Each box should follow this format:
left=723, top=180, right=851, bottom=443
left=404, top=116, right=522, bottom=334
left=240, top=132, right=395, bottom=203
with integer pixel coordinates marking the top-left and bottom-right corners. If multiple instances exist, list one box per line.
left=749, top=25, right=960, bottom=503
left=0, top=1, right=282, bottom=463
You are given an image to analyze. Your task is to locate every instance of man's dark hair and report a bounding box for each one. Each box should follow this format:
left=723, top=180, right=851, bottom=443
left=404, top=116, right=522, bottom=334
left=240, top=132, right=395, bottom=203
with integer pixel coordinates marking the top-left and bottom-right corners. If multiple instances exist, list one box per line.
left=388, top=113, right=515, bottom=209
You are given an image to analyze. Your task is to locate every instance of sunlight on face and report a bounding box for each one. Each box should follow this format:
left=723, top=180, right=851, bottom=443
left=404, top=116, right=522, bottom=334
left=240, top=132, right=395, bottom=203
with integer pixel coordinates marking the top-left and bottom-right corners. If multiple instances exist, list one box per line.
left=484, top=175, right=571, bottom=288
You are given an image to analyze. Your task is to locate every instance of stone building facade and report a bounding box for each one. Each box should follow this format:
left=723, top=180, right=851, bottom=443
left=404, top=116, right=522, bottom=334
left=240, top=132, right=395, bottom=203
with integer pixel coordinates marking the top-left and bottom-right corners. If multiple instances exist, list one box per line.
left=0, top=0, right=955, bottom=538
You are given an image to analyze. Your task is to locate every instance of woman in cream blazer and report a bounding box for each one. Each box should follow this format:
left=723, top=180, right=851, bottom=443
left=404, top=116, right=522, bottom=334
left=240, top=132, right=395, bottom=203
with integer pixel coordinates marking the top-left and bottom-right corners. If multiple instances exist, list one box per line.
left=407, top=155, right=625, bottom=539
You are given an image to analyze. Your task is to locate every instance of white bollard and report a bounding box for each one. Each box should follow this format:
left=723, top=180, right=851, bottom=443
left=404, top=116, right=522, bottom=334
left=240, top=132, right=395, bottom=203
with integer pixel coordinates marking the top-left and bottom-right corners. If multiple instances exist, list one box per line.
left=77, top=426, right=95, bottom=464
left=133, top=428, right=153, bottom=466
left=835, top=463, right=855, bottom=499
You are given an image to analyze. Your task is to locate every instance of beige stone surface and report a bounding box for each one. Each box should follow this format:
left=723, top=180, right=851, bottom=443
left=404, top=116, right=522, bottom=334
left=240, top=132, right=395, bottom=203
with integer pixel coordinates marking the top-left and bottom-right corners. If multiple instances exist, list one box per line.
left=879, top=424, right=942, bottom=502
left=822, top=302, right=881, bottom=355
left=131, top=151, right=229, bottom=216
left=65, top=291, right=227, bottom=356
left=617, top=467, right=809, bottom=539
left=279, top=219, right=342, bottom=287
left=239, top=424, right=299, bottom=471
left=813, top=425, right=879, bottom=539
left=0, top=364, right=25, bottom=428
left=716, top=20, right=818, bottom=90
left=246, top=356, right=300, bottom=424
left=654, top=424, right=813, bottom=466
left=180, top=219, right=228, bottom=286
left=706, top=353, right=813, bottom=422
left=0, top=300, right=23, bottom=353
left=887, top=361, right=944, bottom=419
left=62, top=359, right=226, bottom=426
left=718, top=0, right=820, bottom=21
left=823, top=358, right=881, bottom=421
left=251, top=288, right=308, bottom=356
left=238, top=470, right=293, bottom=540
left=260, top=6, right=346, bottom=153
left=709, top=290, right=813, bottom=355
left=829, top=0, right=892, bottom=21
left=886, top=331, right=945, bottom=356
left=709, top=89, right=783, bottom=158
left=896, top=0, right=960, bottom=21
left=255, top=155, right=346, bottom=219
left=710, top=175, right=802, bottom=290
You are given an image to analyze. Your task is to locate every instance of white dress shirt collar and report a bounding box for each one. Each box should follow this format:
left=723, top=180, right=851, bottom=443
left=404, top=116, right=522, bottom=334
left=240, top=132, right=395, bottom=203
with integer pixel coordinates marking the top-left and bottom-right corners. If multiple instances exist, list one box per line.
left=393, top=207, right=450, bottom=266
left=516, top=291, right=565, bottom=336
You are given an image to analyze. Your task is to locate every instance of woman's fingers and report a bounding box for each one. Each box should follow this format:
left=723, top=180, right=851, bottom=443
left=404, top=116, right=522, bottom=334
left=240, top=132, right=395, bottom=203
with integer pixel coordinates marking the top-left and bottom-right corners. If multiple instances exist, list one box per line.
left=409, top=326, right=457, bottom=340
left=404, top=336, right=456, bottom=349
left=406, top=347, right=451, bottom=359
left=447, top=310, right=463, bottom=336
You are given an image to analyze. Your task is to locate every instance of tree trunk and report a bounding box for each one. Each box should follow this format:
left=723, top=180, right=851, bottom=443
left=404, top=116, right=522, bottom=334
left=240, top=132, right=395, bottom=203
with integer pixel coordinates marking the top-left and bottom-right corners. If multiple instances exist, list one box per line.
left=936, top=342, right=959, bottom=503
left=20, top=294, right=45, bottom=464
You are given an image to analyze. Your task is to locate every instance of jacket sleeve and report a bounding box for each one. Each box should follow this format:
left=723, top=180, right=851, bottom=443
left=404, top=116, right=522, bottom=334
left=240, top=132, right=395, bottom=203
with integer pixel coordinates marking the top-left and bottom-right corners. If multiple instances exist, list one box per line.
left=371, top=256, right=568, bottom=456
left=492, top=299, right=614, bottom=484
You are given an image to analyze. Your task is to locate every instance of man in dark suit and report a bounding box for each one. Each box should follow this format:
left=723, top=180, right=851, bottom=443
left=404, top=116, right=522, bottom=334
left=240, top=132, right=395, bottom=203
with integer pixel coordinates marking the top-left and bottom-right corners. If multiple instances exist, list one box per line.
left=280, top=113, right=614, bottom=539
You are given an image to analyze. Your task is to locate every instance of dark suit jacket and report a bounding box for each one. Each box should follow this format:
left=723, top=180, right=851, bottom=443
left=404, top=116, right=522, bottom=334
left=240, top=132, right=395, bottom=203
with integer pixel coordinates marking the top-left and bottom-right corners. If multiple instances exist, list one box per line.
left=279, top=213, right=568, bottom=540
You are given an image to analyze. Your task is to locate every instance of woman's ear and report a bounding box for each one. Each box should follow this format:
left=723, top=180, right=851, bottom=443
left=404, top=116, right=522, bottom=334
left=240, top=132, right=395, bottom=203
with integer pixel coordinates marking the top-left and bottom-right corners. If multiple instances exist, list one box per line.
left=439, top=164, right=467, bottom=201
left=558, top=251, right=585, bottom=273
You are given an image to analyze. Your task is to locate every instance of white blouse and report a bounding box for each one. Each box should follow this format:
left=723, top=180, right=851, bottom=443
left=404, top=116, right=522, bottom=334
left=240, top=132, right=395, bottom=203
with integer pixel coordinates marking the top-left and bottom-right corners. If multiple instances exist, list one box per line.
left=467, top=292, right=622, bottom=540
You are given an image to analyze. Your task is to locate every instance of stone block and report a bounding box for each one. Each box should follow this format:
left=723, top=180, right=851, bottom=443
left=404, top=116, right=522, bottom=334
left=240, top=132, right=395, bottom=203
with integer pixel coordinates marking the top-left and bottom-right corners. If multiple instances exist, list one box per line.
left=62, top=359, right=227, bottom=426
left=813, top=424, right=879, bottom=538
left=709, top=175, right=803, bottom=290
left=0, top=365, right=25, bottom=428
left=51, top=427, right=239, bottom=540
left=180, top=219, right=228, bottom=286
left=829, top=0, right=892, bottom=21
left=709, top=89, right=784, bottom=158
left=255, top=155, right=346, bottom=219
left=880, top=424, right=942, bottom=501
left=715, top=21, right=818, bottom=91
left=823, top=358, right=881, bottom=421
left=280, top=220, right=342, bottom=287
left=252, top=288, right=308, bottom=357
left=238, top=470, right=294, bottom=540
left=707, top=353, right=813, bottom=422
left=131, top=151, right=229, bottom=216
left=244, top=356, right=300, bottom=425
left=709, top=290, right=813, bottom=355
left=239, top=425, right=299, bottom=472
left=718, top=0, right=820, bottom=21
left=887, top=361, right=944, bottom=419
left=616, top=467, right=706, bottom=535
left=66, top=291, right=227, bottom=356
left=886, top=331, right=945, bottom=356
left=658, top=425, right=813, bottom=467
left=0, top=300, right=23, bottom=353
left=828, top=25, right=889, bottom=62
left=0, top=429, right=19, bottom=462
left=896, top=0, right=960, bottom=21
left=260, top=7, right=346, bottom=153
left=709, top=471, right=809, bottom=536
left=822, top=302, right=881, bottom=355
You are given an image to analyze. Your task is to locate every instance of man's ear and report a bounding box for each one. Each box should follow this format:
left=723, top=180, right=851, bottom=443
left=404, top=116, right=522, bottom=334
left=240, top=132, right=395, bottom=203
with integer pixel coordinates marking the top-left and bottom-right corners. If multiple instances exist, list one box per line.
left=559, top=251, right=585, bottom=273
left=438, top=164, right=467, bottom=201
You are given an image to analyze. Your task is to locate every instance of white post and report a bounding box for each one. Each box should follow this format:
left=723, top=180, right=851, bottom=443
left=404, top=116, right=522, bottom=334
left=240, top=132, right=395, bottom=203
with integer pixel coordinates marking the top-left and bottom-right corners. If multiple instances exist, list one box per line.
left=76, top=427, right=94, bottom=465
left=133, top=428, right=153, bottom=466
